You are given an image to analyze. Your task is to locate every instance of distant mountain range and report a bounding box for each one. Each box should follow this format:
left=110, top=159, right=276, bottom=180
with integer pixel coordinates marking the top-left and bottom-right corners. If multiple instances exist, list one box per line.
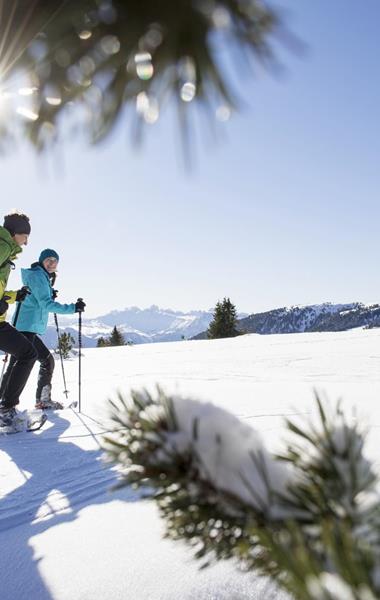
left=41, top=305, right=242, bottom=348
left=40, top=302, right=380, bottom=349
left=194, top=302, right=380, bottom=339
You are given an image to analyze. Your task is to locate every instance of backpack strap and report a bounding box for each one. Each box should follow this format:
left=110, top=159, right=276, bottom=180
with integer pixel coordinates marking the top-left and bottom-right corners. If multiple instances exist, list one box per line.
left=0, top=258, right=15, bottom=271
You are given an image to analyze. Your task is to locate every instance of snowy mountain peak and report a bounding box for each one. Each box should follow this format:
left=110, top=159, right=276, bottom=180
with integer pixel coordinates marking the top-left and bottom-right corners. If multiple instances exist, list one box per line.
left=43, top=305, right=219, bottom=348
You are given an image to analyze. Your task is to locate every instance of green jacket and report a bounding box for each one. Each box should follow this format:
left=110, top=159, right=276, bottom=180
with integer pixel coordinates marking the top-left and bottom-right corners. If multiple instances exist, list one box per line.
left=0, top=226, right=22, bottom=323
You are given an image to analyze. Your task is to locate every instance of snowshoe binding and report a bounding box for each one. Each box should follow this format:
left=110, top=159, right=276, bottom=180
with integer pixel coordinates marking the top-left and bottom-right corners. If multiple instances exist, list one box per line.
left=35, top=399, right=63, bottom=410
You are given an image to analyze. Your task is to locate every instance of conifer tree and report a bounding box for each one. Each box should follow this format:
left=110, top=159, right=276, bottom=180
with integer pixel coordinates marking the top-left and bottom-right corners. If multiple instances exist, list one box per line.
left=57, top=332, right=75, bottom=359
left=108, top=326, right=125, bottom=347
left=96, top=336, right=109, bottom=348
left=207, top=297, right=240, bottom=339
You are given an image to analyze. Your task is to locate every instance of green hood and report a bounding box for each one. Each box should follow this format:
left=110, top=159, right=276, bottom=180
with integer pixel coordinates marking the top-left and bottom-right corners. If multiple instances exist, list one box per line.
left=0, top=225, right=22, bottom=293
left=0, top=226, right=22, bottom=261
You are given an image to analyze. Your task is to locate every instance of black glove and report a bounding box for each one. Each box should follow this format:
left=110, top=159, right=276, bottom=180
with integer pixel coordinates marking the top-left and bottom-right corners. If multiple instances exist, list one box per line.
left=16, top=286, right=30, bottom=302
left=75, top=298, right=86, bottom=313
left=0, top=295, right=10, bottom=315
left=52, top=289, right=58, bottom=299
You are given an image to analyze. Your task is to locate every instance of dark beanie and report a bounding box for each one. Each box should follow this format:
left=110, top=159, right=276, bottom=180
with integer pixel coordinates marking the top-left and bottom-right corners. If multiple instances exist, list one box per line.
left=39, top=248, right=59, bottom=263
left=3, top=213, right=31, bottom=236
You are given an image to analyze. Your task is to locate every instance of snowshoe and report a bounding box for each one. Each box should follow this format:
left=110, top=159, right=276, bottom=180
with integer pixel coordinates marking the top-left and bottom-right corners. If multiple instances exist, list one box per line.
left=0, top=407, right=47, bottom=434
left=24, top=410, right=48, bottom=431
left=35, top=399, right=63, bottom=410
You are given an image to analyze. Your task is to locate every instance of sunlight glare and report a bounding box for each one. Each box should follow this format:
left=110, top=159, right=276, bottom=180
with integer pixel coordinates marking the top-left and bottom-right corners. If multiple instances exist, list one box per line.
left=135, top=53, right=154, bottom=80
left=18, top=87, right=38, bottom=96
left=16, top=106, right=39, bottom=121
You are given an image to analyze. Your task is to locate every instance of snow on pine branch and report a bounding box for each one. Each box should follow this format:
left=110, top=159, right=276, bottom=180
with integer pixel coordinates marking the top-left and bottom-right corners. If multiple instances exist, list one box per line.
left=103, top=387, right=292, bottom=514
left=103, top=388, right=380, bottom=599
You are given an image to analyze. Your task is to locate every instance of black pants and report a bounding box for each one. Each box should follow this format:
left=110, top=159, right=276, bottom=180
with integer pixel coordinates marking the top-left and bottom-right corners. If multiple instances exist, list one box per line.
left=0, top=330, right=55, bottom=405
left=0, top=323, right=38, bottom=408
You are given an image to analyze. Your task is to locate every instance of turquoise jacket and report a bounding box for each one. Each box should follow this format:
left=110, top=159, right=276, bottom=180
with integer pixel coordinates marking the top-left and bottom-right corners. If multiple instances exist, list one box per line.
left=16, top=264, right=76, bottom=334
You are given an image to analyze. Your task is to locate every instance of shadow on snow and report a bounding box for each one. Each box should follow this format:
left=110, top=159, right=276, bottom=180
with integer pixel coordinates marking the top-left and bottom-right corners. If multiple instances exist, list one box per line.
left=0, top=410, right=139, bottom=600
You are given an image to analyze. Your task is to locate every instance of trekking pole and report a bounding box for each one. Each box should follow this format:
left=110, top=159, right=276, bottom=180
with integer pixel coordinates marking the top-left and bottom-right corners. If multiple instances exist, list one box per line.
left=0, top=299, right=22, bottom=390
left=77, top=298, right=83, bottom=413
left=53, top=313, right=69, bottom=401
left=0, top=354, right=8, bottom=390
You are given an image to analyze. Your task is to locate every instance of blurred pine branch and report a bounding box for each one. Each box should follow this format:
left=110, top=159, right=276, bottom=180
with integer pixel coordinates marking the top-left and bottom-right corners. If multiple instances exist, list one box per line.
left=104, top=388, right=380, bottom=600
left=0, top=1, right=291, bottom=152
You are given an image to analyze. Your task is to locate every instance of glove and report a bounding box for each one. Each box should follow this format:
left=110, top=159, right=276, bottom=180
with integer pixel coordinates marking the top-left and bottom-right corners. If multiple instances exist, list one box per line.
left=52, top=289, right=58, bottom=299
left=75, top=298, right=86, bottom=313
left=0, top=295, right=11, bottom=315
left=16, top=286, right=30, bottom=302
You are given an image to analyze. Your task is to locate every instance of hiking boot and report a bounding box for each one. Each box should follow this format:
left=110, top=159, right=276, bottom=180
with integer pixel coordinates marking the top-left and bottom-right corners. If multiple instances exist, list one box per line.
left=35, top=384, right=63, bottom=410
left=0, top=406, right=18, bottom=427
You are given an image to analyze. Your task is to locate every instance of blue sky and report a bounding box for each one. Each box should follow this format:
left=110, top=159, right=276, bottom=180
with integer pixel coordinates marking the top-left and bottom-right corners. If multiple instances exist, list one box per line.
left=1, top=1, right=379, bottom=317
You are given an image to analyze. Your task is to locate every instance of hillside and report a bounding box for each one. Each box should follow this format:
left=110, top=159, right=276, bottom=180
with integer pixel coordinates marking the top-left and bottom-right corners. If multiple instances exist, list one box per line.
left=193, top=302, right=380, bottom=339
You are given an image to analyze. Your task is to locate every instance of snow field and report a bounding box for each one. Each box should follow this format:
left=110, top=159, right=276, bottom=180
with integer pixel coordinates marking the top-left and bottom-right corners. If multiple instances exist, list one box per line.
left=1, top=328, right=379, bottom=599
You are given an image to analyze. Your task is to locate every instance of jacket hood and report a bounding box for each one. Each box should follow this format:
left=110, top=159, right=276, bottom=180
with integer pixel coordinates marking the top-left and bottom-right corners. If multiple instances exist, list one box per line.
left=0, top=225, right=22, bottom=260
left=21, top=264, right=49, bottom=287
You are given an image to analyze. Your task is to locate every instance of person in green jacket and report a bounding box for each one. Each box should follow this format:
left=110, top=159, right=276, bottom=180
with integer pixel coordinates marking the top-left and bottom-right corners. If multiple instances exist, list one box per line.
left=0, top=213, right=37, bottom=427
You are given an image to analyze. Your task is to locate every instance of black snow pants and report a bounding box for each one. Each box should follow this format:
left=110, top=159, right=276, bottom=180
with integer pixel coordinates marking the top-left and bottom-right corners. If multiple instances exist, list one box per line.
left=0, top=331, right=54, bottom=404
left=0, top=323, right=38, bottom=408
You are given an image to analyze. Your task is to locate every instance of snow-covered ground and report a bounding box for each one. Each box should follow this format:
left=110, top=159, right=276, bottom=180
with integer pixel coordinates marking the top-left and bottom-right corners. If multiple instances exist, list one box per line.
left=1, top=329, right=380, bottom=600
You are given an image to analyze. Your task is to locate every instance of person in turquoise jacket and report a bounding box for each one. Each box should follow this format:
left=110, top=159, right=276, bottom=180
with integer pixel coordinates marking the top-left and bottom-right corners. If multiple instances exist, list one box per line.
left=0, top=249, right=85, bottom=409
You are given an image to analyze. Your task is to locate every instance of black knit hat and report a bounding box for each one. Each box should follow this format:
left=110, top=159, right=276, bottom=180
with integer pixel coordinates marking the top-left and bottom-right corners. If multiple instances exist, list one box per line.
left=3, top=213, right=31, bottom=236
